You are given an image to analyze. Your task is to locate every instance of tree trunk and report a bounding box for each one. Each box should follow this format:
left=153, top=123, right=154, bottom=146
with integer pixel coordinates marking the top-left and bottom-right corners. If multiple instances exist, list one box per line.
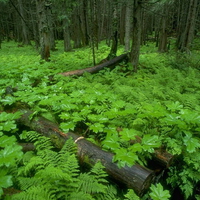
left=176, top=0, right=198, bottom=52
left=124, top=1, right=132, bottom=52
left=63, top=18, right=72, bottom=52
left=158, top=4, right=169, bottom=53
left=107, top=0, right=118, bottom=60
left=80, top=0, right=89, bottom=46
left=18, top=0, right=31, bottom=45
left=16, top=109, right=154, bottom=196
left=130, top=0, right=142, bottom=72
left=36, top=0, right=50, bottom=61
left=119, top=5, right=125, bottom=45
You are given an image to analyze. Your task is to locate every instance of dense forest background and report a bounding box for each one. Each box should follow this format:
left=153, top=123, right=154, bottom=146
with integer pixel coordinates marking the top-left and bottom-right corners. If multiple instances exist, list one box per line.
left=0, top=0, right=199, bottom=65
left=0, top=0, right=200, bottom=200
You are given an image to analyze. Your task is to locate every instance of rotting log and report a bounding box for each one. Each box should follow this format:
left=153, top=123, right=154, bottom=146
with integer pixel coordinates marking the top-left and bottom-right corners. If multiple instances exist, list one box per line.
left=153, top=149, right=174, bottom=168
left=16, top=109, right=154, bottom=196
left=19, top=143, right=35, bottom=152
left=60, top=53, right=128, bottom=76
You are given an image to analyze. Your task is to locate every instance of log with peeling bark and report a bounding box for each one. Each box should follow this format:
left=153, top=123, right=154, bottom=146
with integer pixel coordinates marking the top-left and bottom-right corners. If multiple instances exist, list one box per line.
left=16, top=109, right=154, bottom=196
left=60, top=53, right=128, bottom=76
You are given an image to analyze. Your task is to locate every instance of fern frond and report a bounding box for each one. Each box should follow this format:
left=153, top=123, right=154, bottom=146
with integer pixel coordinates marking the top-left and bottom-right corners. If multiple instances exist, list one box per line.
left=22, top=156, right=45, bottom=176
left=59, top=154, right=80, bottom=177
left=35, top=165, right=72, bottom=182
left=69, top=191, right=94, bottom=200
left=21, top=130, right=54, bottom=151
left=11, top=185, right=56, bottom=200
left=38, top=149, right=58, bottom=166
left=17, top=177, right=41, bottom=190
left=78, top=173, right=107, bottom=194
left=90, top=161, right=108, bottom=184
left=96, top=185, right=119, bottom=200
left=59, top=137, right=77, bottom=156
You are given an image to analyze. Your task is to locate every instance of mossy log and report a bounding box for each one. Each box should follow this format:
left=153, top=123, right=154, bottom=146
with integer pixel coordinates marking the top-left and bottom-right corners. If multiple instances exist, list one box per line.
left=60, top=53, right=128, bottom=76
left=16, top=109, right=154, bottom=196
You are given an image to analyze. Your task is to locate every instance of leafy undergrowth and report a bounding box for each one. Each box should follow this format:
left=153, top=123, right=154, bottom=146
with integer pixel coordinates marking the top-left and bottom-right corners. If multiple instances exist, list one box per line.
left=0, top=40, right=200, bottom=199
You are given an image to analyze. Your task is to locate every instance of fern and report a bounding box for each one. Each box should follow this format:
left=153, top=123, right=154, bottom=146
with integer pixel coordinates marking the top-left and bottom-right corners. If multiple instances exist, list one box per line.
left=11, top=185, right=56, bottom=200
left=12, top=132, right=120, bottom=200
left=68, top=191, right=94, bottom=200
left=20, top=131, right=54, bottom=151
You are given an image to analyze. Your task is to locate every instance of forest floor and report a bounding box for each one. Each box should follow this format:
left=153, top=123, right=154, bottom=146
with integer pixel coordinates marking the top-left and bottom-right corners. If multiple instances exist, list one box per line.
left=0, top=40, right=200, bottom=200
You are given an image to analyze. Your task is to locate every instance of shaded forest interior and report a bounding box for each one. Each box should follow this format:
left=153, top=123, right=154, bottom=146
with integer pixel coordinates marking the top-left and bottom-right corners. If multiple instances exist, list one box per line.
left=0, top=0, right=199, bottom=65
left=0, top=0, right=200, bottom=200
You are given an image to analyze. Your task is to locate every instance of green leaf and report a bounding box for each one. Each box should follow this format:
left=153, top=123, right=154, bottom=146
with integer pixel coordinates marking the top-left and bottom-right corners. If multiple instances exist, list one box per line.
left=150, top=183, right=171, bottom=200
left=0, top=145, right=23, bottom=167
left=142, top=134, right=161, bottom=152
left=183, top=132, right=200, bottom=153
left=112, top=100, right=126, bottom=108
left=102, top=133, right=120, bottom=151
left=59, top=112, right=71, bottom=120
left=0, top=112, right=22, bottom=122
left=166, top=101, right=183, bottom=112
left=60, top=122, right=75, bottom=132
left=113, top=148, right=138, bottom=167
left=120, top=128, right=137, bottom=141
left=129, top=143, right=142, bottom=153
left=90, top=123, right=104, bottom=133
left=0, top=169, right=13, bottom=189
left=1, top=96, right=16, bottom=105
left=0, top=135, right=17, bottom=147
left=3, top=120, right=16, bottom=131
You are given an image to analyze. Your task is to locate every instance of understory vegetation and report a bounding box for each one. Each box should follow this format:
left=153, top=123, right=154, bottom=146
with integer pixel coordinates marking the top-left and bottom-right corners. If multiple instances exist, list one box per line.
left=0, top=40, right=200, bottom=200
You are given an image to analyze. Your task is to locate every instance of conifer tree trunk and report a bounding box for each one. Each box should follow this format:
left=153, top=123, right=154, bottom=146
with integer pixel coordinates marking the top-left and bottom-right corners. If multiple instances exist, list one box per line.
left=130, top=0, right=143, bottom=72
left=18, top=0, right=31, bottom=45
left=124, top=1, right=132, bottom=52
left=107, top=0, right=118, bottom=60
left=158, top=4, right=169, bottom=53
left=36, top=0, right=51, bottom=61
left=176, top=0, right=198, bottom=52
left=80, top=0, right=89, bottom=46
left=63, top=18, right=72, bottom=52
left=61, top=0, right=72, bottom=52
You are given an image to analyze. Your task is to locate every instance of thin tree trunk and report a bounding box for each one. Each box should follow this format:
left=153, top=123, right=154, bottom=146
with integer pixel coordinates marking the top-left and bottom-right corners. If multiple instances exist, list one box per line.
left=36, top=0, right=50, bottom=61
left=130, top=0, right=142, bottom=72
left=107, top=0, right=118, bottom=60
left=80, top=0, right=89, bottom=46
left=124, top=1, right=132, bottom=52
left=63, top=17, right=72, bottom=52
left=158, top=5, right=169, bottom=53
left=18, top=0, right=30, bottom=45
left=176, top=0, right=198, bottom=52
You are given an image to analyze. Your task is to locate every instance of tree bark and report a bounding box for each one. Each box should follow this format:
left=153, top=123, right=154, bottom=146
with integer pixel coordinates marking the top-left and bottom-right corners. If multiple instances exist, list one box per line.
left=124, top=1, right=132, bottom=52
left=130, top=0, right=143, bottom=72
left=16, top=109, right=154, bottom=196
left=60, top=53, right=128, bottom=76
left=17, top=0, right=31, bottom=45
left=63, top=17, right=72, bottom=52
left=176, top=0, right=198, bottom=52
left=36, top=0, right=51, bottom=61
left=158, top=4, right=169, bottom=53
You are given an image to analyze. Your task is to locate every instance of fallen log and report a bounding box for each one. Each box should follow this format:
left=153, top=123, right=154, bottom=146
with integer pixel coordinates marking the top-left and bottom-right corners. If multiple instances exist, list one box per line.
left=16, top=109, right=154, bottom=196
left=19, top=143, right=35, bottom=152
left=60, top=53, right=128, bottom=76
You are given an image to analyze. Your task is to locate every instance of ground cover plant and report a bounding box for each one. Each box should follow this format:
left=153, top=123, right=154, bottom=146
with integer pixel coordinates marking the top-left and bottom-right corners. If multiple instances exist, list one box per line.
left=0, top=40, right=200, bottom=200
